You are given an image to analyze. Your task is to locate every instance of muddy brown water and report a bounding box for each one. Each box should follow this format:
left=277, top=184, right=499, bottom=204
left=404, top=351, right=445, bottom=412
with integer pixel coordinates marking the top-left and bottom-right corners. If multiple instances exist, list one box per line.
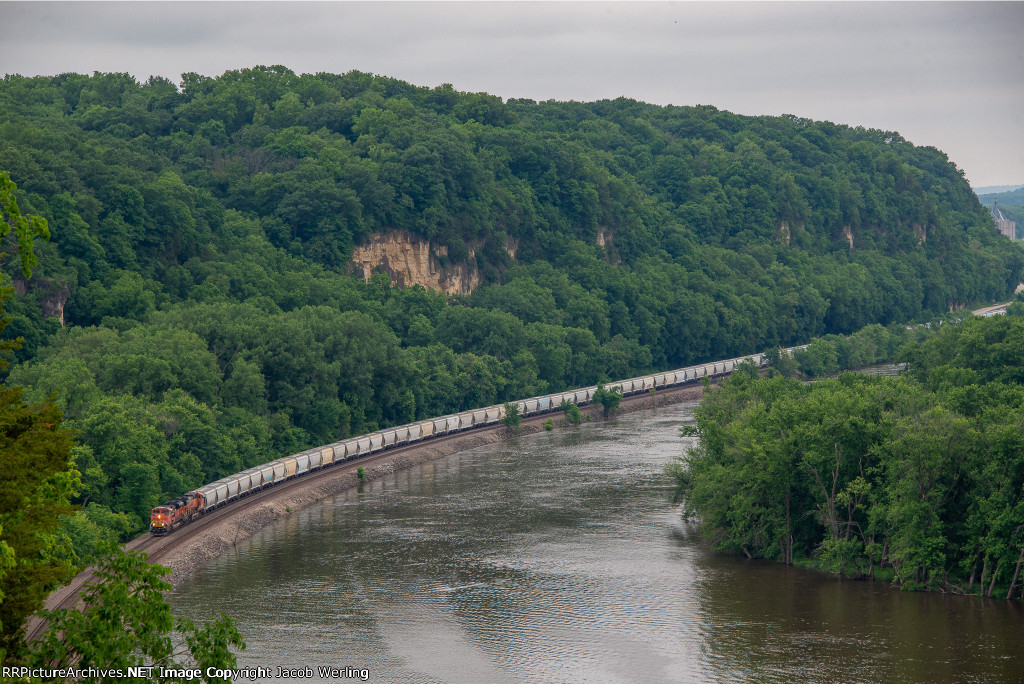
left=172, top=400, right=1024, bottom=683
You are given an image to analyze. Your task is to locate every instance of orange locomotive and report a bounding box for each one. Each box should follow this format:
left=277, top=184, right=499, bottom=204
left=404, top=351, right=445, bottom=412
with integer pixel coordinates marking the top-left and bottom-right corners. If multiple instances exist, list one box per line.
left=146, top=352, right=772, bottom=537
left=149, top=492, right=206, bottom=535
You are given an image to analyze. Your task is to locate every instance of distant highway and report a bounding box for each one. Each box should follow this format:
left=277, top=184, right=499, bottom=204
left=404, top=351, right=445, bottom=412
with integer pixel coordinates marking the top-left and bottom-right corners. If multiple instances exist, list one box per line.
left=971, top=302, right=1011, bottom=317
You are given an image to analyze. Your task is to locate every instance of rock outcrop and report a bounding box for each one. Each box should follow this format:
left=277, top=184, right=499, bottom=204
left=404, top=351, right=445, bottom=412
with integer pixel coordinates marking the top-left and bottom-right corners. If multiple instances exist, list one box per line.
left=596, top=226, right=621, bottom=264
left=777, top=220, right=799, bottom=246
left=350, top=230, right=480, bottom=295
left=13, top=277, right=70, bottom=326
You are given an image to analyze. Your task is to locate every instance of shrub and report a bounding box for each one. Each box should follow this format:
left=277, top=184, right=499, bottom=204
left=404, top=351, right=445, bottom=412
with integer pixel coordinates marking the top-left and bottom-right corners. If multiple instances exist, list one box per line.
left=560, top=400, right=582, bottom=425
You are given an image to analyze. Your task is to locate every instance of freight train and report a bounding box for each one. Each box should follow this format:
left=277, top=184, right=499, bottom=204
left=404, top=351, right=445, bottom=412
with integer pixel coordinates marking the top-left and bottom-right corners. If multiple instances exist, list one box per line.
left=149, top=352, right=770, bottom=535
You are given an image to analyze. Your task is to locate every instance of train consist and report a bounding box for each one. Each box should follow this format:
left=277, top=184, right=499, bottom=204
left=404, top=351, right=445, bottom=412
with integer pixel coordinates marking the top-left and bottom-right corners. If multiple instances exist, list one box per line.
left=149, top=352, right=767, bottom=535
left=149, top=492, right=204, bottom=536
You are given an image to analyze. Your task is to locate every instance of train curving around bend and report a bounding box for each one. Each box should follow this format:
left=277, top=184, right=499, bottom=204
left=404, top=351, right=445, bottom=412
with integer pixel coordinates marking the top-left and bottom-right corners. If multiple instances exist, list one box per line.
left=149, top=352, right=771, bottom=535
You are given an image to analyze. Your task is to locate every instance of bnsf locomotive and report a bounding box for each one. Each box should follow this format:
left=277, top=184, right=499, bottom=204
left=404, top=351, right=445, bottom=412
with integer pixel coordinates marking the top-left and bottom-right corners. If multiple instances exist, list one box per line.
left=150, top=352, right=773, bottom=535
left=149, top=491, right=205, bottom=535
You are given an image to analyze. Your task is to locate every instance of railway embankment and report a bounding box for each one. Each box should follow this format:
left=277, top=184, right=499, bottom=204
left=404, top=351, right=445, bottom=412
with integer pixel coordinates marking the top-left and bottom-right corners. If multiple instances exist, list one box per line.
left=26, top=379, right=708, bottom=642
left=158, top=382, right=707, bottom=588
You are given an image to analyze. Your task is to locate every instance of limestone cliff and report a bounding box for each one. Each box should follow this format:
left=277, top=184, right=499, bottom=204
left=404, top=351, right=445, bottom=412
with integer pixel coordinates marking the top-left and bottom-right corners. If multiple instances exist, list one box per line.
left=842, top=225, right=854, bottom=250
left=13, top=277, right=70, bottom=326
left=777, top=220, right=806, bottom=246
left=912, top=222, right=928, bottom=245
left=777, top=220, right=791, bottom=246
left=350, top=230, right=480, bottom=295
left=597, top=226, right=621, bottom=264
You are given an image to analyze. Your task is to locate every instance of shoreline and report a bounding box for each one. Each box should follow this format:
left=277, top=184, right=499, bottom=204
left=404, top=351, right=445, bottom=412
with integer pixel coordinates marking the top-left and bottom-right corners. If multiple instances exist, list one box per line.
left=161, top=384, right=707, bottom=588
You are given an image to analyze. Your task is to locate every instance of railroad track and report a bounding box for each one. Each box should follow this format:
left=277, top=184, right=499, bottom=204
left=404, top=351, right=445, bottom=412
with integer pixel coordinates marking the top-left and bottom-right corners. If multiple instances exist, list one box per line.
left=25, top=425, right=486, bottom=641
left=23, top=384, right=701, bottom=644
left=24, top=300, right=1018, bottom=643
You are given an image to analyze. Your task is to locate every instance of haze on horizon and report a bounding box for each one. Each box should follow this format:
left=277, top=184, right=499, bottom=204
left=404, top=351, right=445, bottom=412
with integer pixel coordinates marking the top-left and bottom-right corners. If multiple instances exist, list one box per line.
left=1, top=1, right=1022, bottom=188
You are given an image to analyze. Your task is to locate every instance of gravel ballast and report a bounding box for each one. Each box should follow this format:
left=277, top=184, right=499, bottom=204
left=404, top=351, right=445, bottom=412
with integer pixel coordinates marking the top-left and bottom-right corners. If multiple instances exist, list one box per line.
left=159, top=385, right=707, bottom=587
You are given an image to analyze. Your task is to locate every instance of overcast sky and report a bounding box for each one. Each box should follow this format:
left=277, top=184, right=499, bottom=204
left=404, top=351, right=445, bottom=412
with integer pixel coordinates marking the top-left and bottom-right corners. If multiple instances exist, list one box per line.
left=2, top=1, right=1022, bottom=187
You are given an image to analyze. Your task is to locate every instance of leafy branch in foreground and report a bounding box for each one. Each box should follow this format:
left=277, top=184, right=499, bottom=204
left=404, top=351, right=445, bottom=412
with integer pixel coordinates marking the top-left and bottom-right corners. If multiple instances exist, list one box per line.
left=0, top=382, right=78, bottom=662
left=0, top=170, right=50, bottom=278
left=29, top=544, right=244, bottom=683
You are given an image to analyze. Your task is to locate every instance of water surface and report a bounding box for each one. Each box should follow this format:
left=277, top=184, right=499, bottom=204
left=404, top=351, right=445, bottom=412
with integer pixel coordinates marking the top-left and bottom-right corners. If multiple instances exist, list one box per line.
left=173, top=402, right=1024, bottom=683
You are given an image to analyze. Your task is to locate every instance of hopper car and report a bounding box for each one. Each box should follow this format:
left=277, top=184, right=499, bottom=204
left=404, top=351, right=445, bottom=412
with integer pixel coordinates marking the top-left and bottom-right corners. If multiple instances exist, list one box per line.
left=150, top=351, right=769, bottom=534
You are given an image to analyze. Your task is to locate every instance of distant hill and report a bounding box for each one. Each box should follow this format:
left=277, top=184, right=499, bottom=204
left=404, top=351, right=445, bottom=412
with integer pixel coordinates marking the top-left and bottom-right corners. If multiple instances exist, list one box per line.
left=973, top=184, right=1024, bottom=195
left=978, top=187, right=1024, bottom=206
left=0, top=67, right=1021, bottom=545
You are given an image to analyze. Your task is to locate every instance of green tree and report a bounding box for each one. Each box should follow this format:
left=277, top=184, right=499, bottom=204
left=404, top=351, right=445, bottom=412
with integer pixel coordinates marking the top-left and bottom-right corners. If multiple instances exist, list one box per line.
left=764, top=346, right=798, bottom=378
left=0, top=170, right=51, bottom=278
left=592, top=382, right=623, bottom=418
left=500, top=402, right=521, bottom=434
left=29, top=545, right=245, bottom=682
left=794, top=337, right=840, bottom=377
left=674, top=316, right=1024, bottom=594
left=560, top=399, right=582, bottom=425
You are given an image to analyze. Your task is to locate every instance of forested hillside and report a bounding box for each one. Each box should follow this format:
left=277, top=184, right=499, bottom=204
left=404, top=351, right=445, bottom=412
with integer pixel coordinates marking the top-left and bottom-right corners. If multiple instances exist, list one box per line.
left=674, top=312, right=1024, bottom=597
left=979, top=187, right=1024, bottom=205
left=0, top=66, right=1020, bottom=549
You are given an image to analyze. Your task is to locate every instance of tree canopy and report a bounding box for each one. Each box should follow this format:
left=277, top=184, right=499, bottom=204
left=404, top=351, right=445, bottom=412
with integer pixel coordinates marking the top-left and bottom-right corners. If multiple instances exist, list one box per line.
left=673, top=313, right=1024, bottom=597
left=29, top=545, right=245, bottom=683
left=0, top=67, right=1020, bottom=550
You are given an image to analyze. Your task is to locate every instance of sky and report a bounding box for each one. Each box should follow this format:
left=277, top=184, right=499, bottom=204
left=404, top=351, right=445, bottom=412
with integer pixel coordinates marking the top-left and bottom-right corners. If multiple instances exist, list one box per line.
left=1, top=1, right=1022, bottom=188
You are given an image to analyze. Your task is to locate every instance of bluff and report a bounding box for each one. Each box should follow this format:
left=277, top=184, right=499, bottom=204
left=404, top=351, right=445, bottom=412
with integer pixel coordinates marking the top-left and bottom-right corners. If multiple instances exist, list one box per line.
left=0, top=67, right=1021, bottom=547
left=350, top=230, right=480, bottom=295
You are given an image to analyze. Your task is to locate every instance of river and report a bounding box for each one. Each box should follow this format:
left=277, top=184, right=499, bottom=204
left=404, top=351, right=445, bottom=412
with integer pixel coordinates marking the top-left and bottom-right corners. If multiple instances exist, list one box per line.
left=172, top=400, right=1024, bottom=683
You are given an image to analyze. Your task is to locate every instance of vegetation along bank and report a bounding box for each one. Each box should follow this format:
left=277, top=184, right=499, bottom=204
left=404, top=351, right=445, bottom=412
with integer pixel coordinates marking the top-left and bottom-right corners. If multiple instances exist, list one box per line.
left=1, top=65, right=1023, bottom=659
left=672, top=308, right=1024, bottom=599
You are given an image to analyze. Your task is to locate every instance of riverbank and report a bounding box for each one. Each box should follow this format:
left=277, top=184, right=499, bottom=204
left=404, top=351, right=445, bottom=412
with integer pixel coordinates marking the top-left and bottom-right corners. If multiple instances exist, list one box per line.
left=170, top=384, right=1024, bottom=684
left=159, top=383, right=706, bottom=587
left=676, top=316, right=1024, bottom=601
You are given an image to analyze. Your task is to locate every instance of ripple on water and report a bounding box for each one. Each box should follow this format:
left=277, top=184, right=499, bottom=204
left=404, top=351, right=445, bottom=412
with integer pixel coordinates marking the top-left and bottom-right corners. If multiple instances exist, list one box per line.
left=172, top=402, right=1024, bottom=684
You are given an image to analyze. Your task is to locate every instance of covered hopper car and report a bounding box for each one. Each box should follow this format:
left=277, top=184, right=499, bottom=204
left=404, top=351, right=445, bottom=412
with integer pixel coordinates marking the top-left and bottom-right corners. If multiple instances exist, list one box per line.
left=150, top=351, right=771, bottom=535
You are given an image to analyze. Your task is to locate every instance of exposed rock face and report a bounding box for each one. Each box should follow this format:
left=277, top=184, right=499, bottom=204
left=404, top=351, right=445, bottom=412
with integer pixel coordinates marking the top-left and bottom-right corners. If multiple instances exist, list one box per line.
left=912, top=222, right=928, bottom=245
left=843, top=224, right=854, bottom=250
left=350, top=230, right=480, bottom=295
left=777, top=220, right=796, bottom=246
left=778, top=219, right=802, bottom=245
left=596, top=226, right=621, bottom=264
left=13, top=277, right=70, bottom=326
